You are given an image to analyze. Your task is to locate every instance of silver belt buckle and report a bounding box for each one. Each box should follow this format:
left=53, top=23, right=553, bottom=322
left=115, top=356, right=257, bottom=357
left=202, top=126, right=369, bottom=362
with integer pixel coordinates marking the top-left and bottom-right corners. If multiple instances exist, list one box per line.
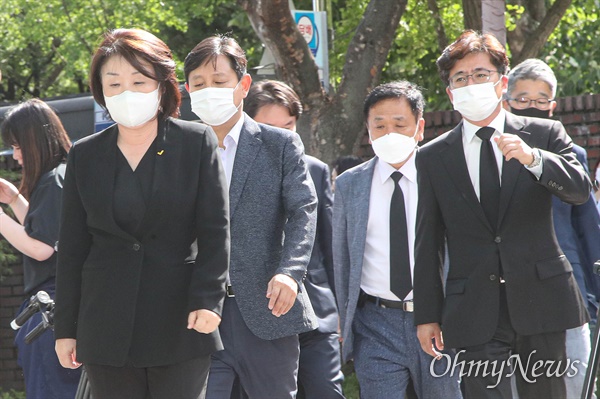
left=403, top=301, right=414, bottom=312
left=226, top=285, right=235, bottom=297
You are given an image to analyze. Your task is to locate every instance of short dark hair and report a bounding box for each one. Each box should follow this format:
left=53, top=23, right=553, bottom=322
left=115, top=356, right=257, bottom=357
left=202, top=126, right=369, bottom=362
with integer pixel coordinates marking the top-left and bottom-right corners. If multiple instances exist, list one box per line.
left=507, top=58, right=557, bottom=99
left=89, top=28, right=180, bottom=119
left=245, top=80, right=303, bottom=120
left=333, top=155, right=363, bottom=175
left=436, top=30, right=509, bottom=86
left=363, top=80, right=425, bottom=122
left=184, top=35, right=247, bottom=83
left=1, top=99, right=71, bottom=199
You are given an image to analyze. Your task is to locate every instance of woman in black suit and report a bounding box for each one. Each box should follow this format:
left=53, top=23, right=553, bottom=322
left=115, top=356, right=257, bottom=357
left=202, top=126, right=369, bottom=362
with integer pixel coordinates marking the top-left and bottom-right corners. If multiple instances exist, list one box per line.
left=1, top=99, right=80, bottom=398
left=54, top=29, right=229, bottom=399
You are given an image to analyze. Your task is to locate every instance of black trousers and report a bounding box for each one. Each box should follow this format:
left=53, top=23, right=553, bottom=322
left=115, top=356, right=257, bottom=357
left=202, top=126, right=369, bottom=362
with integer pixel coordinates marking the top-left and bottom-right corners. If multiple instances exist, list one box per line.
left=460, top=286, right=567, bottom=399
left=85, top=355, right=211, bottom=399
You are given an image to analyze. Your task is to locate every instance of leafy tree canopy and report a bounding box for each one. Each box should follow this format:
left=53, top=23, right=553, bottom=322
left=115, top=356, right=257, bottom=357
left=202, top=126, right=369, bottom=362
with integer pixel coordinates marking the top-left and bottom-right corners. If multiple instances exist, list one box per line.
left=0, top=0, right=598, bottom=110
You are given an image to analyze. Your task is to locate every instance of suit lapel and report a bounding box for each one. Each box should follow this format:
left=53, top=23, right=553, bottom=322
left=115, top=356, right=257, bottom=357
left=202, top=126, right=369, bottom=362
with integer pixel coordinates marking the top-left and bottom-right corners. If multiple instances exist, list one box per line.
left=229, top=115, right=262, bottom=217
left=439, top=124, right=491, bottom=230
left=89, top=125, right=134, bottom=242
left=348, top=158, right=377, bottom=287
left=137, top=118, right=181, bottom=240
left=498, top=113, right=527, bottom=227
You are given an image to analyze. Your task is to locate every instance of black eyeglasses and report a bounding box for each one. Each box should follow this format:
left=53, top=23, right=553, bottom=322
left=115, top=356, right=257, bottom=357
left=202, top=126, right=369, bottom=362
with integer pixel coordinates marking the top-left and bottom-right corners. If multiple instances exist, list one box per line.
left=507, top=97, right=555, bottom=110
left=449, top=69, right=501, bottom=89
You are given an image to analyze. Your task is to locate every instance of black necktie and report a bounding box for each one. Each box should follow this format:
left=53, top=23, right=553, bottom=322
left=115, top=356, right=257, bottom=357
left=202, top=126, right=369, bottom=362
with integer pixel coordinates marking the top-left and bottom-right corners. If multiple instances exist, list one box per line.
left=476, top=127, right=500, bottom=229
left=390, top=171, right=412, bottom=300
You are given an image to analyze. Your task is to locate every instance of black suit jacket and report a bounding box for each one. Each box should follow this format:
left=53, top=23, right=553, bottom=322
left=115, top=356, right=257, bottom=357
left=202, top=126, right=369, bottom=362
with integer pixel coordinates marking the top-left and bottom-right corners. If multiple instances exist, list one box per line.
left=414, top=112, right=592, bottom=349
left=54, top=117, right=230, bottom=367
left=304, top=155, right=338, bottom=334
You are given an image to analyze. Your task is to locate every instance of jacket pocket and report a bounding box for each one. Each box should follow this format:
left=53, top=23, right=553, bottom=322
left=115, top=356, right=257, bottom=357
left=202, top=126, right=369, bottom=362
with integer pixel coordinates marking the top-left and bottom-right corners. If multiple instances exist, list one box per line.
left=445, top=279, right=467, bottom=296
left=535, top=255, right=572, bottom=280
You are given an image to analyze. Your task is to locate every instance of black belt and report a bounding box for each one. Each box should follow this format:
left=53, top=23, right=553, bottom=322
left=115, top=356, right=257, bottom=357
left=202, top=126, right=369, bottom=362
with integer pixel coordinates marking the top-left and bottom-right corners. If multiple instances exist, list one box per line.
left=362, top=292, right=414, bottom=312
left=226, top=285, right=235, bottom=297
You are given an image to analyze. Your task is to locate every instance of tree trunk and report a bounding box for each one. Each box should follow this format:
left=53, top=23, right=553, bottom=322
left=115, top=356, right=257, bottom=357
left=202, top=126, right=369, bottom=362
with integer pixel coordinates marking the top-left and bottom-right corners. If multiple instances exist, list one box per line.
left=462, top=0, right=482, bottom=31
left=240, top=0, right=407, bottom=164
left=481, top=0, right=506, bottom=46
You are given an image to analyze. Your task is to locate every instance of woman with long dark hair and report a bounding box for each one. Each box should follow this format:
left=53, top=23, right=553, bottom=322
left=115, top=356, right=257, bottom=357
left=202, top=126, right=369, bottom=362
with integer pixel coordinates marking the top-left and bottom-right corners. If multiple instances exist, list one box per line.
left=0, top=98, right=80, bottom=398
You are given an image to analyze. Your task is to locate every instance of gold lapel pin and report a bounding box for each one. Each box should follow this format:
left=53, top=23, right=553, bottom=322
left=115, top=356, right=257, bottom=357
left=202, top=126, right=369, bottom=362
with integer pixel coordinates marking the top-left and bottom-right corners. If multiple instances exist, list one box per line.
left=157, top=150, right=164, bottom=155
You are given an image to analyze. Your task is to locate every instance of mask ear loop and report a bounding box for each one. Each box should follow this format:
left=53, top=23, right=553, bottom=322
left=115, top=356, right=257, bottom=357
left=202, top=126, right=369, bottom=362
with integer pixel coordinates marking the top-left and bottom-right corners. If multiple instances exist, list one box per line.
left=233, top=79, right=244, bottom=111
left=157, top=83, right=163, bottom=113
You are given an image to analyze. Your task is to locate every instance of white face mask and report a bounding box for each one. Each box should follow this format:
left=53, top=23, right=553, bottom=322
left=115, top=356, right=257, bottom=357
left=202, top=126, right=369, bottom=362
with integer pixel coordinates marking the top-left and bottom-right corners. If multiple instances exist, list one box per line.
left=370, top=128, right=418, bottom=165
left=104, top=87, right=160, bottom=128
left=595, top=166, right=600, bottom=184
left=451, top=79, right=502, bottom=122
left=190, top=80, right=242, bottom=126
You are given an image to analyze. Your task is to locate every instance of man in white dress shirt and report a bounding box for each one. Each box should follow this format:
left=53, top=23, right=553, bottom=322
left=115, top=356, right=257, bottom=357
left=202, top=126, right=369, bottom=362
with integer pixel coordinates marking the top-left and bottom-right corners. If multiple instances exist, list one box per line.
left=332, top=81, right=462, bottom=399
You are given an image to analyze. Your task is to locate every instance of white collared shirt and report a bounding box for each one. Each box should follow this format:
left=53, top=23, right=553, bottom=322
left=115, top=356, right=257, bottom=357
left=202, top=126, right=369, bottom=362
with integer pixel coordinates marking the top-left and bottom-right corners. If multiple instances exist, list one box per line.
left=462, top=109, right=542, bottom=199
left=462, top=109, right=506, bottom=200
left=361, top=154, right=418, bottom=301
left=218, top=115, right=244, bottom=188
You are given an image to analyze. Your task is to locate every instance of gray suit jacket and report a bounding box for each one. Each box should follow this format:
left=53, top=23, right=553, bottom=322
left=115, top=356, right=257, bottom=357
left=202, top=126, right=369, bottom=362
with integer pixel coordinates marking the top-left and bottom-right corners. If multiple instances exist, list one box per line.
left=332, top=157, right=377, bottom=362
left=228, top=114, right=318, bottom=340
left=304, top=155, right=338, bottom=334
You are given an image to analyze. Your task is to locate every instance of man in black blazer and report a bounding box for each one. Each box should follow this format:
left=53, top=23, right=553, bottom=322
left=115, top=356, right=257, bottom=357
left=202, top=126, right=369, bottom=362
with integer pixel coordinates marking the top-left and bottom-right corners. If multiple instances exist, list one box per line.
left=245, top=80, right=345, bottom=399
left=184, top=36, right=319, bottom=399
left=414, top=30, right=592, bottom=399
left=505, top=58, right=600, bottom=398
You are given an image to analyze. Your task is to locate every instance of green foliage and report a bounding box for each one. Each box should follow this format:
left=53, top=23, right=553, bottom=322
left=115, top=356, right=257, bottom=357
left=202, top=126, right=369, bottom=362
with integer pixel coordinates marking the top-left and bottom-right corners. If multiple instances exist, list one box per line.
left=1, top=0, right=599, bottom=108
left=341, top=369, right=360, bottom=399
left=505, top=4, right=525, bottom=32
left=0, top=390, right=26, bottom=399
left=328, top=0, right=367, bottom=88
left=382, top=0, right=464, bottom=111
left=0, top=165, right=20, bottom=282
left=542, top=1, right=600, bottom=97
left=0, top=0, right=227, bottom=102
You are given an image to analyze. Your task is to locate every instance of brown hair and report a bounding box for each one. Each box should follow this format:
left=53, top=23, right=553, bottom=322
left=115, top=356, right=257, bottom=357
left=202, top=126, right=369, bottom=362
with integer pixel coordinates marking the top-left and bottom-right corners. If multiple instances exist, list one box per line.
left=436, top=30, right=509, bottom=86
left=245, top=80, right=303, bottom=120
left=89, top=28, right=180, bottom=119
left=1, top=99, right=71, bottom=199
left=184, top=35, right=247, bottom=82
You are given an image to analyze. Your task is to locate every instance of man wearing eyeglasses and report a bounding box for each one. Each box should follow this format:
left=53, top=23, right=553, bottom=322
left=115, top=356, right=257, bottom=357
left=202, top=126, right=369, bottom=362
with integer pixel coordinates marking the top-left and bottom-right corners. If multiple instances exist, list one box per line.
left=505, top=58, right=600, bottom=398
left=414, top=30, right=592, bottom=399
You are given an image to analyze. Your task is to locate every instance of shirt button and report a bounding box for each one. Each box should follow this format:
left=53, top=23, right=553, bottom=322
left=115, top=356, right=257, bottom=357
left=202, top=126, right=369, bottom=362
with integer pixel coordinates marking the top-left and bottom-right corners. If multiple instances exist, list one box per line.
left=494, top=236, right=502, bottom=243
left=489, top=274, right=497, bottom=281
left=132, top=243, right=141, bottom=251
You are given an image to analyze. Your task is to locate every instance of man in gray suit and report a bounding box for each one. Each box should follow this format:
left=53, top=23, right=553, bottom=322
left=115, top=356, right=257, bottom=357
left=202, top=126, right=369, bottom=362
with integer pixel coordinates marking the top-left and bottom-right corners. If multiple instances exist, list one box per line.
left=333, top=81, right=461, bottom=399
left=246, top=79, right=345, bottom=399
left=184, top=36, right=318, bottom=399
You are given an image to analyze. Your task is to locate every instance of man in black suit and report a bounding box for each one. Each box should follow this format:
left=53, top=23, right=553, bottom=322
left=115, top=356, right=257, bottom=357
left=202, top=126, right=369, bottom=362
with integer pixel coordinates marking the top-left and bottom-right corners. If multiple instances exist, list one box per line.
left=414, top=30, right=592, bottom=399
left=245, top=79, right=345, bottom=399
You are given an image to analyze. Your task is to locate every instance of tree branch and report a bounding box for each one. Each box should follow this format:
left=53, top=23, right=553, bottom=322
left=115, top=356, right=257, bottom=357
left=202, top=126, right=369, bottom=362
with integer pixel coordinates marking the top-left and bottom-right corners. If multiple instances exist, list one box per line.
left=512, top=0, right=572, bottom=65
left=238, top=0, right=324, bottom=107
left=426, top=0, right=448, bottom=54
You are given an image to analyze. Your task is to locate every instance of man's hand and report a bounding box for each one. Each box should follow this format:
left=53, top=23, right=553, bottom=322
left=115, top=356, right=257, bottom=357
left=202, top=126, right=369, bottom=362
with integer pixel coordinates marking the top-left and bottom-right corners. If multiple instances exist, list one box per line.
left=494, top=133, right=535, bottom=166
left=55, top=338, right=82, bottom=369
left=266, top=274, right=298, bottom=317
left=417, top=323, right=444, bottom=359
left=187, top=309, right=221, bottom=334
